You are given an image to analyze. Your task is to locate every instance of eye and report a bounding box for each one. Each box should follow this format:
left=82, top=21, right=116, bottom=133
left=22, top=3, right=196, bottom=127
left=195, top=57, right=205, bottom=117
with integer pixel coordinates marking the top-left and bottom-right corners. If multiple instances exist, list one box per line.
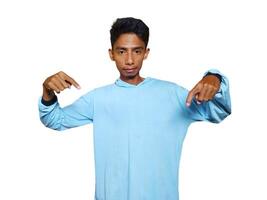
left=118, top=50, right=125, bottom=54
left=135, top=49, right=142, bottom=54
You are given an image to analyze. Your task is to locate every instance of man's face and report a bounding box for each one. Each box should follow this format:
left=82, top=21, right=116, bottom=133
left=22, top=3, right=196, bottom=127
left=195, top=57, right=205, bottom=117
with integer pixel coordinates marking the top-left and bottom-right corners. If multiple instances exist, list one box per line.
left=109, top=33, right=150, bottom=80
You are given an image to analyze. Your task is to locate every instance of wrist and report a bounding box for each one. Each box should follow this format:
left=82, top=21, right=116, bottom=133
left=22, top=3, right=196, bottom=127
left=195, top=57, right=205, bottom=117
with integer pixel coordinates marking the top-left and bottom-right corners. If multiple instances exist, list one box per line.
left=42, top=85, right=55, bottom=101
left=41, top=94, right=58, bottom=106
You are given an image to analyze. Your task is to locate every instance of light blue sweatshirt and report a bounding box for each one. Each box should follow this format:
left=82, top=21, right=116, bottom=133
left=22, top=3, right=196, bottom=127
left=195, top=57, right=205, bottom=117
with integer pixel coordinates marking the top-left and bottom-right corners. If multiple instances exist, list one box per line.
left=39, top=69, right=231, bottom=200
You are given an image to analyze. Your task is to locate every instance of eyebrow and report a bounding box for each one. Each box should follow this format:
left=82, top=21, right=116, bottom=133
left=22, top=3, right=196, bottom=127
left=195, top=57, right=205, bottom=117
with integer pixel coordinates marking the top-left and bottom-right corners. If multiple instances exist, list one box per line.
left=115, top=46, right=144, bottom=50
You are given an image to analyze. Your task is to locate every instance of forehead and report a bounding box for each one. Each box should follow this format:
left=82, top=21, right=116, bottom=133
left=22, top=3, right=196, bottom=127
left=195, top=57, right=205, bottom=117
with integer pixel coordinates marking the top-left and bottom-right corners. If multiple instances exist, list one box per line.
left=113, top=33, right=145, bottom=48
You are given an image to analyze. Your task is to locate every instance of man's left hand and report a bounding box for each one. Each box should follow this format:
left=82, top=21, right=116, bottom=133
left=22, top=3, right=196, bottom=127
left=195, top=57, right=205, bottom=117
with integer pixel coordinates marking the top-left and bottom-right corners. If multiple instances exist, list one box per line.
left=186, top=75, right=221, bottom=107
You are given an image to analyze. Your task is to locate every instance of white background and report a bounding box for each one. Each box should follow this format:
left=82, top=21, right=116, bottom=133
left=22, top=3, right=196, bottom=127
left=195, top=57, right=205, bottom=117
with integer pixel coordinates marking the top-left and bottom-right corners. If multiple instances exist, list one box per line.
left=0, top=0, right=266, bottom=199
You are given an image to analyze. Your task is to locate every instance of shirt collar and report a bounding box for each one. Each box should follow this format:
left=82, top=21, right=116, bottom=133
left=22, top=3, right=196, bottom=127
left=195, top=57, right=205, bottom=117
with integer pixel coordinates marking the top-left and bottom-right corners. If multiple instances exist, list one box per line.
left=115, top=77, right=152, bottom=88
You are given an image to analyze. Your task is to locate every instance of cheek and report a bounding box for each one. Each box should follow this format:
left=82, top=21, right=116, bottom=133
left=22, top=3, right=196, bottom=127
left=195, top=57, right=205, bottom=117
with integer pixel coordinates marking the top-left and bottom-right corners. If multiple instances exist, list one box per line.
left=114, top=60, right=124, bottom=69
left=136, top=57, right=145, bottom=64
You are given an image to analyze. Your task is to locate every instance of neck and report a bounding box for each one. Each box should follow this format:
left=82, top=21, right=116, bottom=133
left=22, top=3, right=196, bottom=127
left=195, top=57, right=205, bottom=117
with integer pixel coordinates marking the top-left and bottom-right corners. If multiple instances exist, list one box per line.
left=120, top=75, right=144, bottom=85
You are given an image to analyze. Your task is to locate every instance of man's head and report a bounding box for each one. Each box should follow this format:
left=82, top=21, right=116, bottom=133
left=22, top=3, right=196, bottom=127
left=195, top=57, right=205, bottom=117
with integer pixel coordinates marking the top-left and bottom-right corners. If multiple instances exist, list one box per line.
left=110, top=17, right=149, bottom=48
left=109, top=17, right=150, bottom=83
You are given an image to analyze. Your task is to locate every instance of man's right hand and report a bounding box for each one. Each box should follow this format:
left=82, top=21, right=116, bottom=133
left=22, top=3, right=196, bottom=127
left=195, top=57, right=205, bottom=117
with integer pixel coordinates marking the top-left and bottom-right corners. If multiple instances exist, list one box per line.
left=42, top=71, right=81, bottom=101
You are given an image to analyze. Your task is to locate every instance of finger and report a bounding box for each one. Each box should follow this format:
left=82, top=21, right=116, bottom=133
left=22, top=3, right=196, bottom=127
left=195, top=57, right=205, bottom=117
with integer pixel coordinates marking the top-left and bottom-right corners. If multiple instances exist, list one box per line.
left=186, top=87, right=200, bottom=107
left=53, top=79, right=66, bottom=91
left=205, top=88, right=216, bottom=100
left=50, top=75, right=66, bottom=91
left=48, top=82, right=60, bottom=93
left=56, top=74, right=71, bottom=89
left=202, top=84, right=218, bottom=101
left=197, top=84, right=209, bottom=102
left=195, top=94, right=202, bottom=105
left=63, top=74, right=81, bottom=89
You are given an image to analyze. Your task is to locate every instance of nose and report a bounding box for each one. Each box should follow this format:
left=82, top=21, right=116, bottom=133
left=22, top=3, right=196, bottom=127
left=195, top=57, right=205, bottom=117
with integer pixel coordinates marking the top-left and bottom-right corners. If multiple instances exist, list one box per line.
left=126, top=53, right=134, bottom=65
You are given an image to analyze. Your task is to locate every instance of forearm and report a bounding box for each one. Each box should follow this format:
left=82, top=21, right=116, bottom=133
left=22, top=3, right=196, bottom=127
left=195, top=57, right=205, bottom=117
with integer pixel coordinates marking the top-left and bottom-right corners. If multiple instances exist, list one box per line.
left=180, top=69, right=231, bottom=123
left=39, top=92, right=95, bottom=131
left=39, top=71, right=90, bottom=130
left=39, top=99, right=66, bottom=131
left=203, top=70, right=231, bottom=123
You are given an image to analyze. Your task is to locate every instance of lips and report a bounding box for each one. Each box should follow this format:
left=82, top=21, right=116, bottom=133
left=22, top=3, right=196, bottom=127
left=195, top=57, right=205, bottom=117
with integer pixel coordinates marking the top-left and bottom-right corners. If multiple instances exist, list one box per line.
left=123, top=67, right=137, bottom=73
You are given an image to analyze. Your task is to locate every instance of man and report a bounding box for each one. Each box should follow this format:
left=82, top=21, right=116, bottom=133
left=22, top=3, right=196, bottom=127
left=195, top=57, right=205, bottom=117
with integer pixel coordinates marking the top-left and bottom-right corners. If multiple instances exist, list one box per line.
left=39, top=17, right=231, bottom=200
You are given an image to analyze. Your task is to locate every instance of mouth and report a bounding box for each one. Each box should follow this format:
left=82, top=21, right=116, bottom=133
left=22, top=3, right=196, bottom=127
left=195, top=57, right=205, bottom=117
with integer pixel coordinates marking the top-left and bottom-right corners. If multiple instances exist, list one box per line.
left=123, top=67, right=137, bottom=73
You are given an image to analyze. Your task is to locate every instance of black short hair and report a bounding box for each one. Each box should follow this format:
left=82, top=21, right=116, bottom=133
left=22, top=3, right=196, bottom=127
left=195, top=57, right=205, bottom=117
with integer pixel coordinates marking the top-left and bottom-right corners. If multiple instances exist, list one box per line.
left=110, top=17, right=149, bottom=48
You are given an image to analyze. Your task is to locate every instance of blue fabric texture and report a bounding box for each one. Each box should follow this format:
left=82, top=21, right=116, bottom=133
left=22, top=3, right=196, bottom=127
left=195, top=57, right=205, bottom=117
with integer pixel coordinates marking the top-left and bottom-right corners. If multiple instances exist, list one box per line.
left=39, top=69, right=231, bottom=200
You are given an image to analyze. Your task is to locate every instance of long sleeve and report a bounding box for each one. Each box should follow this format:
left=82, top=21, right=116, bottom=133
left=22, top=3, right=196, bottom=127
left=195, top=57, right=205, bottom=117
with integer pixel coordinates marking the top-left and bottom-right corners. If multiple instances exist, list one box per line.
left=38, top=90, right=95, bottom=131
left=175, top=69, right=232, bottom=124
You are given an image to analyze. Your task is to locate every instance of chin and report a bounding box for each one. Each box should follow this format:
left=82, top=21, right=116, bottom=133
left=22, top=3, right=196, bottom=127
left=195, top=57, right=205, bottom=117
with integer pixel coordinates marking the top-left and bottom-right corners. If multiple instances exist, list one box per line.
left=125, top=75, right=136, bottom=79
left=122, top=73, right=138, bottom=79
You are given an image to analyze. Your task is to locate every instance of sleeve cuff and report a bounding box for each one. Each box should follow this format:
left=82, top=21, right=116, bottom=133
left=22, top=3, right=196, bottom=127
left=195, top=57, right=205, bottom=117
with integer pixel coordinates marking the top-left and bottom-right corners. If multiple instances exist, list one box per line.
left=41, top=95, right=58, bottom=106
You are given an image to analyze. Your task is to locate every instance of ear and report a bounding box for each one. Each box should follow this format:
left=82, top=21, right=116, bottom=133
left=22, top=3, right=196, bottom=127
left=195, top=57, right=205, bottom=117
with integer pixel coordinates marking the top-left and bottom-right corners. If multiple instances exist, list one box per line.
left=108, top=49, right=114, bottom=61
left=144, top=48, right=150, bottom=60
